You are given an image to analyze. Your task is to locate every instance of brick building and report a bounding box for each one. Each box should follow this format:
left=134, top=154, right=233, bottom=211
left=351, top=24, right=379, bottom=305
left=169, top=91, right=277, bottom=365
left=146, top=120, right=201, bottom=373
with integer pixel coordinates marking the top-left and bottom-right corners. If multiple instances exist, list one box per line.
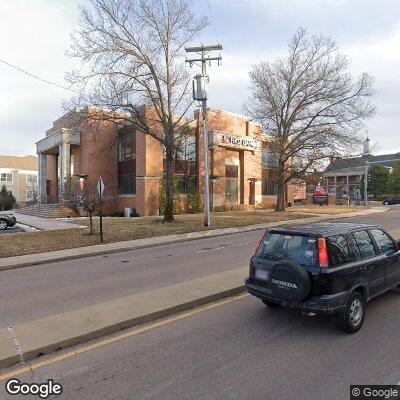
left=0, top=155, right=38, bottom=204
left=36, top=108, right=296, bottom=216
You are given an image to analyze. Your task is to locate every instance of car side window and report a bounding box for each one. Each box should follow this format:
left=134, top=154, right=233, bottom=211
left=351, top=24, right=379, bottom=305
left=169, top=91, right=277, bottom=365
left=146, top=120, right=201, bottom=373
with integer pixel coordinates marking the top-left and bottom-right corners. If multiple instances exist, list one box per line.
left=369, top=229, right=396, bottom=254
left=327, top=234, right=353, bottom=267
left=352, top=230, right=377, bottom=259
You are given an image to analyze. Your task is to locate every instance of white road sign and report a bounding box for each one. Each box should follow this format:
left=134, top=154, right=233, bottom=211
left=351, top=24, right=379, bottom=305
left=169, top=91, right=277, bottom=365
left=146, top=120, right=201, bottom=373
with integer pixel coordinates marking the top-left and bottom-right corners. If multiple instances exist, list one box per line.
left=97, top=177, right=105, bottom=196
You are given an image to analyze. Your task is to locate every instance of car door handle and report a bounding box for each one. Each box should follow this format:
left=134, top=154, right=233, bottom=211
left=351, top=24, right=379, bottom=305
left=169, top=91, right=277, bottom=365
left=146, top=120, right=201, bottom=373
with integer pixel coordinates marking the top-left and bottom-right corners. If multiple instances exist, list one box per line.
left=360, top=266, right=367, bottom=271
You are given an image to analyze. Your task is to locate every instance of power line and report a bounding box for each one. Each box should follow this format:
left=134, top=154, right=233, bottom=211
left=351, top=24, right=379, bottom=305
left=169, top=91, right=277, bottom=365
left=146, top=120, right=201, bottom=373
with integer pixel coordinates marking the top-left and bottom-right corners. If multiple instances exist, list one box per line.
left=0, top=58, right=78, bottom=93
left=205, top=0, right=220, bottom=44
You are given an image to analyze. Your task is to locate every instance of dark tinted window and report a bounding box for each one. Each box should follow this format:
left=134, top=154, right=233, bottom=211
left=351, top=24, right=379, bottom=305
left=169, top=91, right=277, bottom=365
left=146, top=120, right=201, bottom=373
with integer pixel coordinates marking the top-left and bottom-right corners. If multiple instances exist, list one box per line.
left=369, top=229, right=396, bottom=253
left=352, top=230, right=376, bottom=259
left=118, top=125, right=136, bottom=195
left=256, top=233, right=317, bottom=267
left=225, top=165, right=238, bottom=178
left=327, top=235, right=353, bottom=267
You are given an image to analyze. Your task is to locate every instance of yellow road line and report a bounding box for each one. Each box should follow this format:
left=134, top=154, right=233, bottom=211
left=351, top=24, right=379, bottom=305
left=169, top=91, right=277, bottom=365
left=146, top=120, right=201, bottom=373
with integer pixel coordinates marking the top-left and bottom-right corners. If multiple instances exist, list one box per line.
left=0, top=293, right=249, bottom=382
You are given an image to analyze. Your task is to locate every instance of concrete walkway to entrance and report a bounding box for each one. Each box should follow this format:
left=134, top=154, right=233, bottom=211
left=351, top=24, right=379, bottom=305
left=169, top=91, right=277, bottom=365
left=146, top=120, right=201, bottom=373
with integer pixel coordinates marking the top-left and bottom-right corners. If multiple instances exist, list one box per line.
left=14, top=213, right=83, bottom=231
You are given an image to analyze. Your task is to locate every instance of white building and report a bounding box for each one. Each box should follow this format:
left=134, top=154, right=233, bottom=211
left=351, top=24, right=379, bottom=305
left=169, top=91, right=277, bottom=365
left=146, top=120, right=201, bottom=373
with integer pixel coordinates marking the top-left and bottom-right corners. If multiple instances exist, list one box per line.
left=0, top=155, right=38, bottom=203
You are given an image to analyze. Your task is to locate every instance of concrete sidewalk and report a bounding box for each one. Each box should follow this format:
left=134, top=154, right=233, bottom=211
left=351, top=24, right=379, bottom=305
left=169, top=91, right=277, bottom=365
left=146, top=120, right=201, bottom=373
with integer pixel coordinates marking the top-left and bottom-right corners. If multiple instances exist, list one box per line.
left=0, top=267, right=247, bottom=369
left=0, top=208, right=389, bottom=272
left=14, top=213, right=84, bottom=231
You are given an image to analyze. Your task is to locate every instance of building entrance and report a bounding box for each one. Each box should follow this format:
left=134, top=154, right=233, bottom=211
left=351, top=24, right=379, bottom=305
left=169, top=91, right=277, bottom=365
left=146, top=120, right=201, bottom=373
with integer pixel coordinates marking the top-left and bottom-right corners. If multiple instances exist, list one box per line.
left=225, top=163, right=239, bottom=205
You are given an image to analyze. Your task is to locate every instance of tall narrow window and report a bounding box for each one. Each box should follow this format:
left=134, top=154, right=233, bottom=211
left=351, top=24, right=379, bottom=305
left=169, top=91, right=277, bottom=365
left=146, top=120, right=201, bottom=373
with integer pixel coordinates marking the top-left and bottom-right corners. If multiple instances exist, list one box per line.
left=163, top=135, right=197, bottom=194
left=118, top=125, right=136, bottom=195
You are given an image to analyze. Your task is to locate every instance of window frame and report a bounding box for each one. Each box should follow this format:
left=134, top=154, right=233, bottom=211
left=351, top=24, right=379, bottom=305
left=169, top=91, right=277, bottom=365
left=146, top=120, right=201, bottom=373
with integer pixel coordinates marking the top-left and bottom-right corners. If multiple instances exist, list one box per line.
left=118, top=125, right=136, bottom=196
left=26, top=174, right=38, bottom=185
left=0, top=173, right=13, bottom=183
left=368, top=228, right=397, bottom=255
left=351, top=229, right=378, bottom=260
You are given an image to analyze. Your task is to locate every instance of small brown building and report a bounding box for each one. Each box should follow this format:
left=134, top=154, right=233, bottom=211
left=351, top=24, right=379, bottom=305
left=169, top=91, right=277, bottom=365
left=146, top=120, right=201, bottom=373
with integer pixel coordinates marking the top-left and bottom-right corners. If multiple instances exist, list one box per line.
left=36, top=107, right=296, bottom=216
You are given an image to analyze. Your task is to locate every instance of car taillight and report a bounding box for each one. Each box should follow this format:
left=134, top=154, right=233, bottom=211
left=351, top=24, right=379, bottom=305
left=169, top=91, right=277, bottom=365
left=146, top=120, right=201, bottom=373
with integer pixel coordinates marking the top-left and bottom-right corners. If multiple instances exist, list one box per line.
left=318, top=238, right=329, bottom=268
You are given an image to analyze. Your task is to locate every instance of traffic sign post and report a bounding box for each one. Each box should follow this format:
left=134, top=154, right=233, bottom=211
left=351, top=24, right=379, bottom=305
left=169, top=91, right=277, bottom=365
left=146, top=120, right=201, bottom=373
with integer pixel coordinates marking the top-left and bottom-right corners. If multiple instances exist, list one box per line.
left=97, top=177, right=105, bottom=243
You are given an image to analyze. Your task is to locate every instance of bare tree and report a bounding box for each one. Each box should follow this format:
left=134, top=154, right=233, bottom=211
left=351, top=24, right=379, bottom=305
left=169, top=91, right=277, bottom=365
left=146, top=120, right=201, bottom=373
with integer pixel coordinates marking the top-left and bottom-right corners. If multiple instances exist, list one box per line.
left=65, top=0, right=207, bottom=222
left=245, top=28, right=375, bottom=212
left=63, top=180, right=116, bottom=235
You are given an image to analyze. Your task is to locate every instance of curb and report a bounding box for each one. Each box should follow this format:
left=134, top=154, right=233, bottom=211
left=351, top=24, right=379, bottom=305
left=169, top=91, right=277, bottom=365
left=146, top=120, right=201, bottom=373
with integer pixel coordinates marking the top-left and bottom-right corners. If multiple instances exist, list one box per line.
left=0, top=208, right=389, bottom=272
left=0, top=268, right=247, bottom=370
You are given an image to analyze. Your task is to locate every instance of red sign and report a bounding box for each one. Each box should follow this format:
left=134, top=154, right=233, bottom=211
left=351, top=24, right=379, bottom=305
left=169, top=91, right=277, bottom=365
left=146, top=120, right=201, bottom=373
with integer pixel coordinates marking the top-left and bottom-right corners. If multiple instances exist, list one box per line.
left=314, top=187, right=327, bottom=196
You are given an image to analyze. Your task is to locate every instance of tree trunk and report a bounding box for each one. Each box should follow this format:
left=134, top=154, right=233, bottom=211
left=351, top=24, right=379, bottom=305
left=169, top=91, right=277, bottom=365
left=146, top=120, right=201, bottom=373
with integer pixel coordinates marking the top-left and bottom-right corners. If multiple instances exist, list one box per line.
left=89, top=211, right=94, bottom=234
left=275, top=180, right=286, bottom=212
left=163, top=129, right=175, bottom=223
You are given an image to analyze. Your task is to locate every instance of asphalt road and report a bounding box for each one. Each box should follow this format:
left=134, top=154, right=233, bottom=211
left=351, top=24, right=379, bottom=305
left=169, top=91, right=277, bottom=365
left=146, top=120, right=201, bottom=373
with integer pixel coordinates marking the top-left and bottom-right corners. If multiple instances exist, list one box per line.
left=2, top=291, right=400, bottom=400
left=1, top=207, right=399, bottom=327
left=0, top=227, right=23, bottom=235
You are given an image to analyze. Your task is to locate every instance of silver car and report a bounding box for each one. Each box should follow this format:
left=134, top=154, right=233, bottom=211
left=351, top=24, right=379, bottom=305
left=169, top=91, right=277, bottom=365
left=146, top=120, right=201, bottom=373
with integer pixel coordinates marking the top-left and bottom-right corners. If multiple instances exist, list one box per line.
left=0, top=211, right=17, bottom=230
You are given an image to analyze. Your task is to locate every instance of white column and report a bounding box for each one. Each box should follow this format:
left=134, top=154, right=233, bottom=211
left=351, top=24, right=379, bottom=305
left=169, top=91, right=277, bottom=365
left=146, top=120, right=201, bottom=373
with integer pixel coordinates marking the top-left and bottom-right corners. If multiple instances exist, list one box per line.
left=38, top=152, right=47, bottom=203
left=59, top=142, right=71, bottom=201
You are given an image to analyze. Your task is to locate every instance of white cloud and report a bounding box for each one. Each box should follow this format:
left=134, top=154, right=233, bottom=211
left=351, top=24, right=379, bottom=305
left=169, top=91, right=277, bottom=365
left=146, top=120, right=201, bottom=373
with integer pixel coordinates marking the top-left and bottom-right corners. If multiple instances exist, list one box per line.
left=0, top=0, right=399, bottom=155
left=0, top=0, right=82, bottom=155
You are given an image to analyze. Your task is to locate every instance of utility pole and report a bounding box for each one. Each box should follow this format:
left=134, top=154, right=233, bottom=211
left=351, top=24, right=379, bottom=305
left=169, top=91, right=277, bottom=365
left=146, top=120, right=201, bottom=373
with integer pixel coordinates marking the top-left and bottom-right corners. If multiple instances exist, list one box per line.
left=185, top=44, right=222, bottom=227
left=364, top=161, right=369, bottom=206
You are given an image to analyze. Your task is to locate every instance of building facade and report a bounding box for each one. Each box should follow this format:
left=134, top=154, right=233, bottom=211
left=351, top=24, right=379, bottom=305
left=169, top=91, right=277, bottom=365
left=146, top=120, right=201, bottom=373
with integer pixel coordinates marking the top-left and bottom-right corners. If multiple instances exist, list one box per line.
left=36, top=108, right=296, bottom=216
left=323, top=139, right=399, bottom=201
left=0, top=155, right=38, bottom=203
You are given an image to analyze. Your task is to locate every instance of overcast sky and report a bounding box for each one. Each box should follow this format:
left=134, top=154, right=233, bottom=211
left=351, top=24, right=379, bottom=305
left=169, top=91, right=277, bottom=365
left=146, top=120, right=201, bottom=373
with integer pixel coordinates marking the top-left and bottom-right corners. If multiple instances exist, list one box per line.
left=1, top=0, right=399, bottom=157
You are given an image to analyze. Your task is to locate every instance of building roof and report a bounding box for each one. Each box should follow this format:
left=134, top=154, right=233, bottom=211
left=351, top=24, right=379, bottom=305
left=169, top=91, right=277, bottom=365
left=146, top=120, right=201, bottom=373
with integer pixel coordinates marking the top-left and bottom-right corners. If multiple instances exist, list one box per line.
left=0, top=155, right=38, bottom=171
left=325, top=153, right=400, bottom=175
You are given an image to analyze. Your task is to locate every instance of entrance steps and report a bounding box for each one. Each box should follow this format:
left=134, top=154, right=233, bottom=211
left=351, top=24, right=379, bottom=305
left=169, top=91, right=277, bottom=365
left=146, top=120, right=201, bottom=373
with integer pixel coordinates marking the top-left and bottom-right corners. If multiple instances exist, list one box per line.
left=17, top=203, right=79, bottom=218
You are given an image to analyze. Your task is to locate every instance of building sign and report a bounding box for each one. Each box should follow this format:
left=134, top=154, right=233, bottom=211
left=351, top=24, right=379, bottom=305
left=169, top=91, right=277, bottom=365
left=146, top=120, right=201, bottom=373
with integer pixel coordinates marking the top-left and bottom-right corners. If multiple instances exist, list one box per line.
left=220, top=134, right=259, bottom=151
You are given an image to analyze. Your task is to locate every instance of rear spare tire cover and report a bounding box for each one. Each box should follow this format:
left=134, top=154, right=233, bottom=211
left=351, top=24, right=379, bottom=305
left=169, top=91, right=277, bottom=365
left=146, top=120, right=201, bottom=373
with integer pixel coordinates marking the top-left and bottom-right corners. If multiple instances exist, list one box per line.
left=270, top=262, right=311, bottom=303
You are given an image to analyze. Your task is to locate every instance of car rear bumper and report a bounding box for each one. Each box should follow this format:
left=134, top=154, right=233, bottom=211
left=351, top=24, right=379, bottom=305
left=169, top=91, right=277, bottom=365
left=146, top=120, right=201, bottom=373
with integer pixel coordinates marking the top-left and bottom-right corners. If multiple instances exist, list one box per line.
left=245, top=278, right=348, bottom=315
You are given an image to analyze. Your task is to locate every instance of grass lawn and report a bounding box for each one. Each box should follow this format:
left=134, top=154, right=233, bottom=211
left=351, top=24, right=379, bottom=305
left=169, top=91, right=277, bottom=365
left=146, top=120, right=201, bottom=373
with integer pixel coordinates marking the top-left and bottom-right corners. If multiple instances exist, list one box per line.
left=1, top=211, right=311, bottom=258
left=288, top=205, right=368, bottom=215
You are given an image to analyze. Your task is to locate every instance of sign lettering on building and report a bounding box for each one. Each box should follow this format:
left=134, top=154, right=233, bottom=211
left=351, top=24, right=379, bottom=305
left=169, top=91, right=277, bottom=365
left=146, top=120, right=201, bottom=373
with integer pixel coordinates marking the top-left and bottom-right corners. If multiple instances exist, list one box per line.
left=221, top=134, right=259, bottom=151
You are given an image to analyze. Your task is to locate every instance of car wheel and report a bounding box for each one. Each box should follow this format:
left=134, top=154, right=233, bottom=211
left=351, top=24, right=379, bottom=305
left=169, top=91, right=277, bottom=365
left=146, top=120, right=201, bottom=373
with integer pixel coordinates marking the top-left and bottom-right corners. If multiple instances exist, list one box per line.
left=0, top=219, right=8, bottom=230
left=383, top=201, right=389, bottom=205
left=339, top=291, right=365, bottom=333
left=261, top=299, right=281, bottom=308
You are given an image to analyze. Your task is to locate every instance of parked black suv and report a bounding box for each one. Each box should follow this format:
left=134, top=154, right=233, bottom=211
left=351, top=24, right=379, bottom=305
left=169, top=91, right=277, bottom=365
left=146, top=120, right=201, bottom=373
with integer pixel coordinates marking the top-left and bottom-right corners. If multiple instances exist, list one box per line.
left=245, top=223, right=400, bottom=333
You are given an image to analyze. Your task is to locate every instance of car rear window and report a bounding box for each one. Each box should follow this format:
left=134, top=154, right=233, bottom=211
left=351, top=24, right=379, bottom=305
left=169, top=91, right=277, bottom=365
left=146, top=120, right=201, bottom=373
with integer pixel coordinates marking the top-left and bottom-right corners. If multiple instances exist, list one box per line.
left=256, top=232, right=317, bottom=267
left=327, top=234, right=353, bottom=267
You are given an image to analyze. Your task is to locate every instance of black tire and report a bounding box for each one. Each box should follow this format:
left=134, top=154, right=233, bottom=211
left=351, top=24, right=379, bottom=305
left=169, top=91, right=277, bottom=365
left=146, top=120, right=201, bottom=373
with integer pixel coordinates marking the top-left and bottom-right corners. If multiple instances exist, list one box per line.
left=338, top=291, right=365, bottom=333
left=261, top=299, right=281, bottom=308
left=383, top=201, right=389, bottom=205
left=0, top=219, right=8, bottom=231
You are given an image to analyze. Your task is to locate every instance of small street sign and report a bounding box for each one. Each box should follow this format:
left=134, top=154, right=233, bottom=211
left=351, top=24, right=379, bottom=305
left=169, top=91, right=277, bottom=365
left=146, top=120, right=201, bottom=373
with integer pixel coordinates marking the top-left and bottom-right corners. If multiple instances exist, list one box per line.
left=97, top=177, right=105, bottom=197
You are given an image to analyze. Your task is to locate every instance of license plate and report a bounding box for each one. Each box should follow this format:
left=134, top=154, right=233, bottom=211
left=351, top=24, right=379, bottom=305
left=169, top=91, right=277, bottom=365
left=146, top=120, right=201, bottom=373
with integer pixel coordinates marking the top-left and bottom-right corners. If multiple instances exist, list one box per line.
left=255, top=269, right=269, bottom=281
